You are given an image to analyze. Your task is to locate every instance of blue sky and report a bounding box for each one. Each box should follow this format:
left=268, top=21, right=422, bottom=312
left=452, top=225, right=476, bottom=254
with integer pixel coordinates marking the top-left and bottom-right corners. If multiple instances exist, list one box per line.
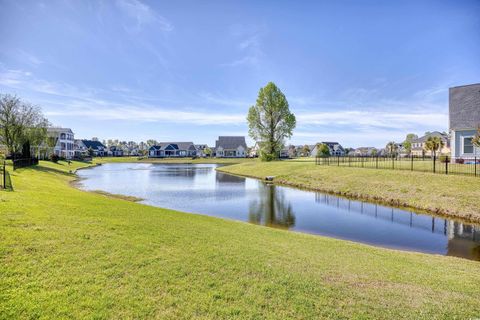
left=0, top=0, right=479, bottom=148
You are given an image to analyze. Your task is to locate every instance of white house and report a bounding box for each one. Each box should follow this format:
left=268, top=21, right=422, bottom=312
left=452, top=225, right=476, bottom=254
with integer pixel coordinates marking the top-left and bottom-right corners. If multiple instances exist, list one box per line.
left=449, top=83, right=480, bottom=160
left=310, top=142, right=345, bottom=157
left=47, top=127, right=75, bottom=159
left=215, top=136, right=247, bottom=158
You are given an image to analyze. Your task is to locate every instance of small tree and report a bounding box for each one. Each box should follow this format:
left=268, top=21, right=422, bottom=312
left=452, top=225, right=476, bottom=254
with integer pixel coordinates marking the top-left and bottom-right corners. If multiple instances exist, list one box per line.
left=247, top=82, right=296, bottom=161
left=87, top=147, right=94, bottom=157
left=424, top=136, right=444, bottom=158
left=371, top=148, right=378, bottom=156
left=386, top=141, right=397, bottom=157
left=403, top=133, right=418, bottom=155
left=203, top=147, right=212, bottom=157
left=302, top=145, right=311, bottom=157
left=473, top=126, right=480, bottom=150
left=316, top=143, right=330, bottom=157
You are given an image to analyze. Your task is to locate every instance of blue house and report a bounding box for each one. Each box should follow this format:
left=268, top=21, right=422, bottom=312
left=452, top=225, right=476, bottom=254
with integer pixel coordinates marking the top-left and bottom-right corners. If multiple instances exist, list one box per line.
left=449, top=83, right=480, bottom=160
left=148, top=142, right=197, bottom=158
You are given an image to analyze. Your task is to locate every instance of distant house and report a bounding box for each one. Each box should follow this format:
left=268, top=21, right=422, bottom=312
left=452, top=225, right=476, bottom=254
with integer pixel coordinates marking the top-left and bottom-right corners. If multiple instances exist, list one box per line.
left=352, top=147, right=377, bottom=156
left=108, top=146, right=124, bottom=157
left=449, top=83, right=480, bottom=159
left=249, top=142, right=261, bottom=157
left=148, top=142, right=197, bottom=158
left=215, top=136, right=247, bottom=158
left=75, top=139, right=107, bottom=157
left=195, top=144, right=208, bottom=157
left=295, top=145, right=314, bottom=157
left=410, top=132, right=450, bottom=157
left=46, top=127, right=75, bottom=159
left=310, top=142, right=345, bottom=157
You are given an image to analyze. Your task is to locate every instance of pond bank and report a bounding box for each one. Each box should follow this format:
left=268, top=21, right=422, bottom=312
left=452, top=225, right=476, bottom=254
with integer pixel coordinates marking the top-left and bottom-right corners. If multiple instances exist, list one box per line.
left=1, top=160, right=480, bottom=318
left=217, top=160, right=480, bottom=224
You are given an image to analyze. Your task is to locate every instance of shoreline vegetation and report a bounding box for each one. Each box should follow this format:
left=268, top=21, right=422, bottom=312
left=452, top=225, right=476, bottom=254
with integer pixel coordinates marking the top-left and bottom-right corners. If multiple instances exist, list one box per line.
left=1, top=160, right=480, bottom=318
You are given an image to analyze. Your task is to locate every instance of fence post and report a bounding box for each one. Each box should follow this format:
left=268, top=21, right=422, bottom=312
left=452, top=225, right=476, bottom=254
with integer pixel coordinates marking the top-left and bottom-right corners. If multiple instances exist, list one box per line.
left=411, top=155, right=413, bottom=171
left=475, top=157, right=477, bottom=177
left=433, top=154, right=436, bottom=173
left=445, top=156, right=448, bottom=175
left=392, top=155, right=394, bottom=169
left=2, top=161, right=5, bottom=190
left=376, top=156, right=378, bottom=169
left=337, top=156, right=340, bottom=166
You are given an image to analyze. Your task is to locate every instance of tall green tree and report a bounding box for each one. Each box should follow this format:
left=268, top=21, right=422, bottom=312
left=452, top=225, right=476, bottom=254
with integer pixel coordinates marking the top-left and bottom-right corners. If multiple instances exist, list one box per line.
left=0, top=94, right=48, bottom=157
left=247, top=82, right=296, bottom=161
left=424, top=136, right=444, bottom=158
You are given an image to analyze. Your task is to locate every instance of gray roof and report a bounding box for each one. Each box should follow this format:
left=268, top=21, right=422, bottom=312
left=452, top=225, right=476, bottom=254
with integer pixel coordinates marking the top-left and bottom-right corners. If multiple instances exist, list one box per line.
left=412, top=131, right=448, bottom=143
left=215, top=136, right=247, bottom=149
left=152, top=142, right=196, bottom=150
left=449, top=83, right=480, bottom=130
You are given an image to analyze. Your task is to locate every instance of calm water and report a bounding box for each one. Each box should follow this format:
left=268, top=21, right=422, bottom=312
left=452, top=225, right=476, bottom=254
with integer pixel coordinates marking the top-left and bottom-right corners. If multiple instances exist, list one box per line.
left=77, top=163, right=480, bottom=261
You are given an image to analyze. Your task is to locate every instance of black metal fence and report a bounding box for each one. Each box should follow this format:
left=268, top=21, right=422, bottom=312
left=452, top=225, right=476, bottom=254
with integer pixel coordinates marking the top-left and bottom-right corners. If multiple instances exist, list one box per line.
left=13, top=157, right=39, bottom=170
left=316, top=155, right=479, bottom=177
left=0, top=162, right=13, bottom=190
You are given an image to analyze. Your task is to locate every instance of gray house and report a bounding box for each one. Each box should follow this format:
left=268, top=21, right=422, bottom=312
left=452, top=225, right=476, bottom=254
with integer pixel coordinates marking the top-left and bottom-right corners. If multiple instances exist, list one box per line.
left=215, top=136, right=247, bottom=157
left=449, top=83, right=480, bottom=159
left=148, top=142, right=197, bottom=158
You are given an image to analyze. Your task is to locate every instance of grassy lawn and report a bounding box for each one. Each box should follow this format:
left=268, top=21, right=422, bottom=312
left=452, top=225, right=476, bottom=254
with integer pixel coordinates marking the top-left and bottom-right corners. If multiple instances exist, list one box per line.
left=218, top=160, right=480, bottom=223
left=1, top=161, right=480, bottom=319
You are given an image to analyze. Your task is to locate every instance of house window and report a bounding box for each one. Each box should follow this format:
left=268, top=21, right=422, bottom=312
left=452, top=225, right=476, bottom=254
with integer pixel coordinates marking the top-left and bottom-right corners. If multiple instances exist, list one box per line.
left=463, top=137, right=473, bottom=154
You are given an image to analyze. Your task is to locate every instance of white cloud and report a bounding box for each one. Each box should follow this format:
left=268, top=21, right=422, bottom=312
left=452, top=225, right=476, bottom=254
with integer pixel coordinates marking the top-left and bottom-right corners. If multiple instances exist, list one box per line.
left=115, top=0, right=173, bottom=33
left=222, top=26, right=265, bottom=67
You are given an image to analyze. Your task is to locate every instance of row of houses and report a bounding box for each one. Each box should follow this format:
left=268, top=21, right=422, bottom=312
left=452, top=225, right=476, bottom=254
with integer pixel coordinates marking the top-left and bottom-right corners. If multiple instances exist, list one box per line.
left=45, top=127, right=124, bottom=159
left=42, top=83, right=479, bottom=160
left=148, top=136, right=248, bottom=158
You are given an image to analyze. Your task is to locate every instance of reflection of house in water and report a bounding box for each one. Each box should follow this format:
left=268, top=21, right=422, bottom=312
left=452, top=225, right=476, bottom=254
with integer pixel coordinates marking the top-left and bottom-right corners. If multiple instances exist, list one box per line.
left=152, top=165, right=212, bottom=178
left=215, top=171, right=246, bottom=185
left=315, top=193, right=480, bottom=261
left=249, top=184, right=295, bottom=229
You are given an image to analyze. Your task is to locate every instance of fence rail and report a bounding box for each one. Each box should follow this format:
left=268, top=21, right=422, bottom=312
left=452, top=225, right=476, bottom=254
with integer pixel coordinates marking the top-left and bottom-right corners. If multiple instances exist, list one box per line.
left=0, top=162, right=13, bottom=190
left=315, top=155, right=479, bottom=178
left=13, top=157, right=39, bottom=170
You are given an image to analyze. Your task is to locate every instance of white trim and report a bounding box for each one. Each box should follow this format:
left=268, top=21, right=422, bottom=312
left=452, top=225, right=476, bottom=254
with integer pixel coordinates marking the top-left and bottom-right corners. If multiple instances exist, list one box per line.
left=461, top=135, right=474, bottom=156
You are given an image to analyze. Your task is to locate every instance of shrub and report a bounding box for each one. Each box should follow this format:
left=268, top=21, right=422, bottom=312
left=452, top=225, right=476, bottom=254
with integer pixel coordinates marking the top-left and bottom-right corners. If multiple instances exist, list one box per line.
left=260, top=150, right=276, bottom=162
left=439, top=155, right=449, bottom=163
left=51, top=154, right=59, bottom=163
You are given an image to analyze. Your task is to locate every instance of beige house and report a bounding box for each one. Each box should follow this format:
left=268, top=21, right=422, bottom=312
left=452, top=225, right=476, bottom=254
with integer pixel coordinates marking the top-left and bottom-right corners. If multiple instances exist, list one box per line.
left=410, top=131, right=450, bottom=157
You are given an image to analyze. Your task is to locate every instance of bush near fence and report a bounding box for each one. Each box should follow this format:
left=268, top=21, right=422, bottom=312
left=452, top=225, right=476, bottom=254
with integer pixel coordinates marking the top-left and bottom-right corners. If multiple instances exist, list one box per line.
left=316, top=155, right=479, bottom=177
left=13, top=158, right=39, bottom=170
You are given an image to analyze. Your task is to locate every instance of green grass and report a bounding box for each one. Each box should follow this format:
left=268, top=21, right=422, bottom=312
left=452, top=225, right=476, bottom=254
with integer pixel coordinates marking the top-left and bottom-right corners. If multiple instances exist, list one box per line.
left=218, top=160, right=480, bottom=223
left=1, top=161, right=480, bottom=319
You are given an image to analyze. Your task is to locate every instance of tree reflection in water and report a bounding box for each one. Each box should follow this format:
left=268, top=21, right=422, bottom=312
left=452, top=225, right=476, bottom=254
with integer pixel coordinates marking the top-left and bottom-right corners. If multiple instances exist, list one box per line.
left=249, top=183, right=295, bottom=229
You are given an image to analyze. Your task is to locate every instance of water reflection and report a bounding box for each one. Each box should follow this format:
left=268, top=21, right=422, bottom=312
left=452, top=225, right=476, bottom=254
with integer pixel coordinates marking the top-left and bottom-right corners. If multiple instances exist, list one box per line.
left=77, top=163, right=480, bottom=261
left=249, top=184, right=295, bottom=228
left=315, top=193, right=480, bottom=261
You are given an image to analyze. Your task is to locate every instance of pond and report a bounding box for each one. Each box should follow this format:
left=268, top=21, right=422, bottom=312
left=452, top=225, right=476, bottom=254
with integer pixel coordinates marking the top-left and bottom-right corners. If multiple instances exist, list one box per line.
left=77, top=163, right=480, bottom=261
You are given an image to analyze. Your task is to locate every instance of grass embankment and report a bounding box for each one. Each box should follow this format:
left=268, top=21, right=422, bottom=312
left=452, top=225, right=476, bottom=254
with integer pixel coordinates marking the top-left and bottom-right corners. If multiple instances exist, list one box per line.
left=218, top=160, right=480, bottom=223
left=1, top=161, right=480, bottom=319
